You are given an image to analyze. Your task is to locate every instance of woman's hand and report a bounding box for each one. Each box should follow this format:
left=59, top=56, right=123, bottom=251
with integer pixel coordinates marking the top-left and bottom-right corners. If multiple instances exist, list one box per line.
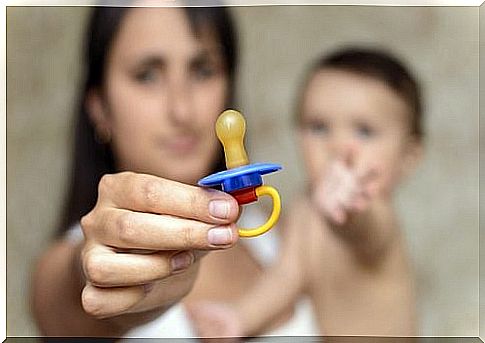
left=79, top=171, right=240, bottom=319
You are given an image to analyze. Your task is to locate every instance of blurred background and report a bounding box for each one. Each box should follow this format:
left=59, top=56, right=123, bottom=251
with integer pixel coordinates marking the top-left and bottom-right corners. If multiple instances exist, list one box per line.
left=7, top=4, right=480, bottom=337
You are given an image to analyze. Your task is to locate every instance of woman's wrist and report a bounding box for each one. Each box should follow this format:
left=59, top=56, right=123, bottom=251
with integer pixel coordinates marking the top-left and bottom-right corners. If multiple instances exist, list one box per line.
left=71, top=240, right=171, bottom=336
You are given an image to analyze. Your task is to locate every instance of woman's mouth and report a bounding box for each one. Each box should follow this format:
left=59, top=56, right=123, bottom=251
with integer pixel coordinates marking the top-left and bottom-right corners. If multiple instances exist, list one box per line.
left=161, top=135, right=199, bottom=155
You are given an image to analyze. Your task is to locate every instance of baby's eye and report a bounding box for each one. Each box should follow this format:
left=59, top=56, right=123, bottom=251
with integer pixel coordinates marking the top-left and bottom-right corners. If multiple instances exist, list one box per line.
left=355, top=124, right=375, bottom=139
left=307, top=121, right=329, bottom=135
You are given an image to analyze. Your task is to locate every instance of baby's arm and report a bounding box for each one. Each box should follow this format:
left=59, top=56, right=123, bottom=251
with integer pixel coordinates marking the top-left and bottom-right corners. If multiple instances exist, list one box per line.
left=332, top=197, right=401, bottom=264
left=235, top=209, right=307, bottom=336
left=188, top=206, right=308, bottom=338
left=307, top=148, right=416, bottom=335
left=313, top=150, right=401, bottom=263
left=306, top=178, right=417, bottom=336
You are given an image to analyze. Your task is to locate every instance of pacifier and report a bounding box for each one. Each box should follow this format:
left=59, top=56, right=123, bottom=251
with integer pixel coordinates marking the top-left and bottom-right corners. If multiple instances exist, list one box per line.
left=198, top=109, right=282, bottom=238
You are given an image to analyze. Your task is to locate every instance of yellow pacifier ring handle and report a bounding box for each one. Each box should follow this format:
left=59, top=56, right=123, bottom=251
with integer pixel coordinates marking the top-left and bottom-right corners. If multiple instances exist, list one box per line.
left=238, top=185, right=281, bottom=238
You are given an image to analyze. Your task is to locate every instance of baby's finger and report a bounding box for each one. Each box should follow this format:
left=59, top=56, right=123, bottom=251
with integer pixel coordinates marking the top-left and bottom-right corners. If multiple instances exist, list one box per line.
left=92, top=208, right=238, bottom=251
left=81, top=283, right=145, bottom=319
left=335, top=179, right=357, bottom=207
left=331, top=206, right=347, bottom=225
left=82, top=244, right=196, bottom=287
left=351, top=193, right=370, bottom=212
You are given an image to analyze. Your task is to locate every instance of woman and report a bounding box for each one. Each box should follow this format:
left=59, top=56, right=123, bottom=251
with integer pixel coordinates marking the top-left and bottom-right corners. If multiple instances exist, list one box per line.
left=31, top=5, right=318, bottom=338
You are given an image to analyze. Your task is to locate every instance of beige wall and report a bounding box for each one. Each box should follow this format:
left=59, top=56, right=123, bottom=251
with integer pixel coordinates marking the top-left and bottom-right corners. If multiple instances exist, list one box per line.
left=7, top=5, right=480, bottom=336
left=480, top=2, right=484, bottom=339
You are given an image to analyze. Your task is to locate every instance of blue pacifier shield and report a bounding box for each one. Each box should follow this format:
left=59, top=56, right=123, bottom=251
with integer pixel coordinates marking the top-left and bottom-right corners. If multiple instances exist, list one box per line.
left=198, top=162, right=282, bottom=193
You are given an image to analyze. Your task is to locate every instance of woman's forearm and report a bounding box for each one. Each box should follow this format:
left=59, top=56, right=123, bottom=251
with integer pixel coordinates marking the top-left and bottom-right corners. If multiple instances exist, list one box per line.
left=33, top=238, right=203, bottom=338
left=32, top=239, right=168, bottom=337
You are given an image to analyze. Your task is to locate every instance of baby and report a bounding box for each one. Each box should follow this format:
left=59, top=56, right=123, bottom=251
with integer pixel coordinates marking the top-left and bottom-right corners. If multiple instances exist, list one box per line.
left=187, top=47, right=423, bottom=338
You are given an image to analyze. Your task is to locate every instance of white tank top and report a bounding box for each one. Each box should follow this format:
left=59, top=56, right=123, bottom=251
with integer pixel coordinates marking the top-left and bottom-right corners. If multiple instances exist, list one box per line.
left=65, top=205, right=320, bottom=338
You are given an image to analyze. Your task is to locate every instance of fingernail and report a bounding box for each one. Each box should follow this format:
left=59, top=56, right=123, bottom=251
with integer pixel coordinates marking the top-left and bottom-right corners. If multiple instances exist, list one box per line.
left=208, top=227, right=233, bottom=245
left=209, top=200, right=230, bottom=219
left=171, top=252, right=193, bottom=272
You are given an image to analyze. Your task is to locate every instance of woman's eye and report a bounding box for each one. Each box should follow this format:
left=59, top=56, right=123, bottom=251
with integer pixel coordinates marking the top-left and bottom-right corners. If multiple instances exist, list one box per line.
left=135, top=68, right=159, bottom=83
left=192, top=63, right=216, bottom=80
left=355, top=124, right=375, bottom=139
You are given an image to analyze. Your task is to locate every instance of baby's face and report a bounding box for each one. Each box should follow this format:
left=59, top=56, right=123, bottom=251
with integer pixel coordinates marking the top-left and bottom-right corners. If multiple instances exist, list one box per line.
left=299, top=68, right=420, bottom=196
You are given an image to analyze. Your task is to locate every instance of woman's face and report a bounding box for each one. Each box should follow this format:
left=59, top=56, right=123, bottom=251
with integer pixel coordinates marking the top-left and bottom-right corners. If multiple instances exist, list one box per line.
left=299, top=68, right=420, bottom=195
left=89, top=8, right=228, bottom=184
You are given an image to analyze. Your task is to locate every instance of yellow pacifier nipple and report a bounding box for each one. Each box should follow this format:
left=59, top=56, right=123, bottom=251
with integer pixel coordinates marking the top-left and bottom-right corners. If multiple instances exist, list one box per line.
left=216, top=109, right=250, bottom=169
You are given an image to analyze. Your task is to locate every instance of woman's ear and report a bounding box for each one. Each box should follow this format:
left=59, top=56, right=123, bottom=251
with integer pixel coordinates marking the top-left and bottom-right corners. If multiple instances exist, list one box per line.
left=86, top=88, right=112, bottom=143
left=401, top=137, right=424, bottom=179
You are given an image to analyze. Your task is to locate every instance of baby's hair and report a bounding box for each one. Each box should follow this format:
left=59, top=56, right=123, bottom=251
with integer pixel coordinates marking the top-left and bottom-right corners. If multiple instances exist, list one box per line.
left=296, top=46, right=424, bottom=140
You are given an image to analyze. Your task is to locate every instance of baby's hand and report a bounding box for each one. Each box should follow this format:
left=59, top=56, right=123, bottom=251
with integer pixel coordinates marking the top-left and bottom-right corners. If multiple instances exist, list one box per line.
left=312, top=148, right=379, bottom=225
left=186, top=301, right=243, bottom=342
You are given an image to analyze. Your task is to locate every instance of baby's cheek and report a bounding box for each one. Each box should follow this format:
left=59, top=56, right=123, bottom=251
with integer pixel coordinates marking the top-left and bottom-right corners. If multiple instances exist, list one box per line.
left=305, top=154, right=329, bottom=186
left=376, top=163, right=403, bottom=197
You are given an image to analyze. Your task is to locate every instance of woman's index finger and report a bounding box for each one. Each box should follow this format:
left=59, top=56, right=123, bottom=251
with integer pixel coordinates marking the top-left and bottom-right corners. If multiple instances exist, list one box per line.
left=98, top=172, right=240, bottom=225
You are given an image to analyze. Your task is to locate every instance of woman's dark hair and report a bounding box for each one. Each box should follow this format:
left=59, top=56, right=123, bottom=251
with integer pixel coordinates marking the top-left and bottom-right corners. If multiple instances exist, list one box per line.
left=296, top=46, right=423, bottom=139
left=57, top=6, right=238, bottom=235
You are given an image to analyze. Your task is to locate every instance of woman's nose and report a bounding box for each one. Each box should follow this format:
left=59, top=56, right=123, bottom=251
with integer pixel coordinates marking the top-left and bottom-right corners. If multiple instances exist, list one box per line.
left=167, top=78, right=191, bottom=125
